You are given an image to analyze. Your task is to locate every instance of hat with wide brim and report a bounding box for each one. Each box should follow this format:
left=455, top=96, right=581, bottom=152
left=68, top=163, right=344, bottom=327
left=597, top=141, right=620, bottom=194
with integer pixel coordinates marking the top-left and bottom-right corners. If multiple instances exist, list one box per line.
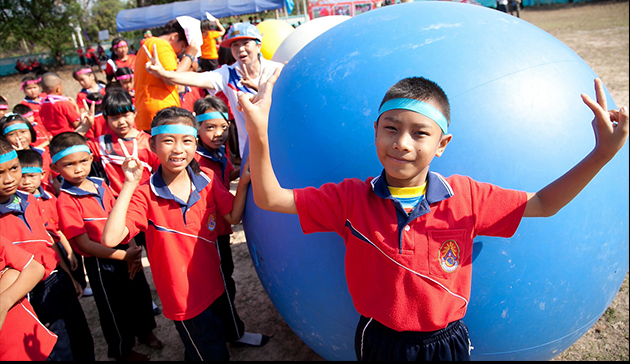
left=220, top=23, right=262, bottom=47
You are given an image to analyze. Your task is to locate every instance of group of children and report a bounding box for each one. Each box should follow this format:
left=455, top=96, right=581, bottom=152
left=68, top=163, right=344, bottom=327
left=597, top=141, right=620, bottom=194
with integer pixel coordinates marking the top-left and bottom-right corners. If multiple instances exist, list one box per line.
left=0, top=33, right=269, bottom=359
left=2, top=15, right=628, bottom=363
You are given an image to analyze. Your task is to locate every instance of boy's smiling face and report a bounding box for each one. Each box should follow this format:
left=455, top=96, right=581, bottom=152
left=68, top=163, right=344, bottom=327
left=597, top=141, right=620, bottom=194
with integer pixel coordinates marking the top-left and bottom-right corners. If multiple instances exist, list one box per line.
left=374, top=102, right=451, bottom=187
left=50, top=151, right=93, bottom=186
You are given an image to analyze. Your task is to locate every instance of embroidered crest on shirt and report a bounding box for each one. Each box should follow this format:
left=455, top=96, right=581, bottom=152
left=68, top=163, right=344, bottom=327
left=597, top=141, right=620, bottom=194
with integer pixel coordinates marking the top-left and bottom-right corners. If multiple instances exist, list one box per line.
left=207, top=211, right=216, bottom=231
left=439, top=240, right=460, bottom=273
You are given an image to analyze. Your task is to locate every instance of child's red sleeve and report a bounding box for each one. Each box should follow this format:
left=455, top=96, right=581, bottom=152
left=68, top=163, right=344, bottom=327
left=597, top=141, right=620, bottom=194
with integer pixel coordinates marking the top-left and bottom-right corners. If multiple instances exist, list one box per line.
left=0, top=238, right=35, bottom=272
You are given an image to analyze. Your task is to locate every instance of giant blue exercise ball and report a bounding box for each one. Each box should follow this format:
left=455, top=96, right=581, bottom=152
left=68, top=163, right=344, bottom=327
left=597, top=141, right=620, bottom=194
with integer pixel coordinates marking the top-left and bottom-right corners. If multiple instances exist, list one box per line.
left=242, top=2, right=629, bottom=361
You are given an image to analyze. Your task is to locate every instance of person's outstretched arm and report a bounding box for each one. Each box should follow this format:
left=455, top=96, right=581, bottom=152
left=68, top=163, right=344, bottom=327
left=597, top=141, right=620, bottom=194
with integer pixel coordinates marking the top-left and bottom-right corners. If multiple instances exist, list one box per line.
left=524, top=78, right=628, bottom=217
left=237, top=67, right=297, bottom=215
left=143, top=43, right=215, bottom=90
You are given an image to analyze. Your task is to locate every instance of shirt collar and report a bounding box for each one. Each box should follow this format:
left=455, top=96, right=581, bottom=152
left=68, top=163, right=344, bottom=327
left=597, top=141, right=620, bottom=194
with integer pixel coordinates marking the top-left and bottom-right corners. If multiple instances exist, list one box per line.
left=0, top=190, right=29, bottom=216
left=60, top=176, right=106, bottom=197
left=149, top=165, right=210, bottom=208
left=196, top=144, right=227, bottom=164
left=371, top=169, right=454, bottom=205
left=36, top=185, right=53, bottom=200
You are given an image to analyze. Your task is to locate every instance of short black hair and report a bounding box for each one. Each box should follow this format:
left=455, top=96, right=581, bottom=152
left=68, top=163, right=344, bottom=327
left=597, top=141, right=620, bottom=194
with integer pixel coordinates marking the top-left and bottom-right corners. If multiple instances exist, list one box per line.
left=12, top=103, right=33, bottom=116
left=49, top=132, right=88, bottom=159
left=17, top=149, right=43, bottom=168
left=102, top=89, right=135, bottom=117
left=161, top=19, right=188, bottom=47
left=0, top=136, right=14, bottom=155
left=86, top=92, right=104, bottom=114
left=379, top=77, right=451, bottom=127
left=193, top=96, right=229, bottom=120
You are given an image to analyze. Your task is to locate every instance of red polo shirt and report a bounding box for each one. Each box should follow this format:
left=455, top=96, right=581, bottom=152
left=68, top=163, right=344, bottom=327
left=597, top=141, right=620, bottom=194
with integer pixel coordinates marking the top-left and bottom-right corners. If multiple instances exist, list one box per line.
left=32, top=187, right=60, bottom=240
left=57, top=177, right=119, bottom=257
left=0, top=191, right=60, bottom=278
left=0, top=238, right=58, bottom=361
left=294, top=171, right=527, bottom=332
left=124, top=166, right=234, bottom=321
left=195, top=145, right=235, bottom=236
left=87, top=132, right=160, bottom=196
left=39, top=95, right=81, bottom=136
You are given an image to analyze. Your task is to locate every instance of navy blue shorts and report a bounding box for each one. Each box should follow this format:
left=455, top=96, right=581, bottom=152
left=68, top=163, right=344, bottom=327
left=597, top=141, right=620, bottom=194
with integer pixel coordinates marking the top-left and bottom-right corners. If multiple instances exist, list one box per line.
left=173, top=293, right=230, bottom=361
left=355, top=316, right=472, bottom=361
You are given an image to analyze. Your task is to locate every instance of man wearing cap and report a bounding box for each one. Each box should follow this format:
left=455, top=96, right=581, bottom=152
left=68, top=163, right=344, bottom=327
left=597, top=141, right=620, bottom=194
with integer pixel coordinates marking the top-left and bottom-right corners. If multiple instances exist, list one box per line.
left=134, top=19, right=199, bottom=131
left=144, top=22, right=283, bottom=159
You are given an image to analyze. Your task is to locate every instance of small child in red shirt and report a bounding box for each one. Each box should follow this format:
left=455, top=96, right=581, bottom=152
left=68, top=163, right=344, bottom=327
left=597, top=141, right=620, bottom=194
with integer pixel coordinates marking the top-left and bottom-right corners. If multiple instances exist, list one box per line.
left=39, top=72, right=82, bottom=137
left=19, top=75, right=49, bottom=134
left=13, top=103, right=52, bottom=148
left=51, top=132, right=162, bottom=361
left=85, top=89, right=159, bottom=196
left=16, top=149, right=88, bottom=291
left=72, top=66, right=106, bottom=115
left=193, top=96, right=266, bottom=347
left=101, top=107, right=267, bottom=360
left=239, top=71, right=629, bottom=361
left=0, top=237, right=58, bottom=361
left=114, top=67, right=136, bottom=102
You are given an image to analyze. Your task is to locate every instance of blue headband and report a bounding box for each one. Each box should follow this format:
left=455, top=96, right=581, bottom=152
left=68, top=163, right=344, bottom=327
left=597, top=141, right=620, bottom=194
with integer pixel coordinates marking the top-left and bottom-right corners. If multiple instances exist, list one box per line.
left=51, top=145, right=91, bottom=164
left=3, top=123, right=29, bottom=135
left=378, top=98, right=448, bottom=134
left=196, top=112, right=229, bottom=123
left=151, top=124, right=197, bottom=138
left=0, top=149, right=18, bottom=164
left=21, top=166, right=43, bottom=174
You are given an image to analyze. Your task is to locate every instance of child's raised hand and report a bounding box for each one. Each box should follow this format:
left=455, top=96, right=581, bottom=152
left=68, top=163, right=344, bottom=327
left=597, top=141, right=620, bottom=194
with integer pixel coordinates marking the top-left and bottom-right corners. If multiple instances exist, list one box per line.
left=80, top=99, right=95, bottom=127
left=237, top=66, right=258, bottom=92
left=581, top=78, right=629, bottom=160
left=143, top=43, right=165, bottom=77
left=237, top=67, right=282, bottom=134
left=119, top=138, right=144, bottom=184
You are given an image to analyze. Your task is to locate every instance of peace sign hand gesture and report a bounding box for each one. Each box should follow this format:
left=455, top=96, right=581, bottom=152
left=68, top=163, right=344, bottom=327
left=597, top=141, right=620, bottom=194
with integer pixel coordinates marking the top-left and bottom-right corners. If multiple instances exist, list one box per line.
left=119, top=138, right=144, bottom=185
left=581, top=78, right=629, bottom=161
left=143, top=43, right=165, bottom=77
left=74, top=99, right=95, bottom=136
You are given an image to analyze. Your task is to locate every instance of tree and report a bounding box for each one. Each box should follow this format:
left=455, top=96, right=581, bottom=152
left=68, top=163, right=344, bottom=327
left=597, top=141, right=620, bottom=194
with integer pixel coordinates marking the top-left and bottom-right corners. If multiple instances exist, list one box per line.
left=0, top=0, right=81, bottom=64
left=80, top=0, right=125, bottom=42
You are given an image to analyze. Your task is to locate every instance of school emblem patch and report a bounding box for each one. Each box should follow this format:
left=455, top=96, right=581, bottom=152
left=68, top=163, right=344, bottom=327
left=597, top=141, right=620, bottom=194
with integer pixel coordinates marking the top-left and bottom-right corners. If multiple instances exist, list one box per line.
left=207, top=212, right=216, bottom=231
left=439, top=240, right=460, bottom=273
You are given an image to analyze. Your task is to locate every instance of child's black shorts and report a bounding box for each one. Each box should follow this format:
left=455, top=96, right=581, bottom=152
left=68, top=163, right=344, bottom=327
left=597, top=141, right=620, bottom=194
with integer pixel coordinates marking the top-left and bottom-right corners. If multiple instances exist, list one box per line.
left=355, top=315, right=472, bottom=361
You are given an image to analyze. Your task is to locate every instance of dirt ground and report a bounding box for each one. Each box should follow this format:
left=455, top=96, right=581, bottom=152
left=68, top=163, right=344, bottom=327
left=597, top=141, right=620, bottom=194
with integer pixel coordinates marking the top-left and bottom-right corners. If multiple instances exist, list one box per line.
left=0, top=0, right=628, bottom=361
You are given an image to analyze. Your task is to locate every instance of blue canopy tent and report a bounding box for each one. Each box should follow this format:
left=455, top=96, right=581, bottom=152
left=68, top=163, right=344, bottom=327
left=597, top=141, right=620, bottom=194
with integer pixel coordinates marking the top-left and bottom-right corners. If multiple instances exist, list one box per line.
left=116, top=0, right=289, bottom=32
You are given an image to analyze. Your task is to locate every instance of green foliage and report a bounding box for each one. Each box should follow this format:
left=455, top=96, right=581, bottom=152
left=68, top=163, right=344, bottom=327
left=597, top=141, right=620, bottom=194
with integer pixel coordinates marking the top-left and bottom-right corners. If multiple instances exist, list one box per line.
left=80, top=0, right=126, bottom=43
left=0, top=0, right=81, bottom=63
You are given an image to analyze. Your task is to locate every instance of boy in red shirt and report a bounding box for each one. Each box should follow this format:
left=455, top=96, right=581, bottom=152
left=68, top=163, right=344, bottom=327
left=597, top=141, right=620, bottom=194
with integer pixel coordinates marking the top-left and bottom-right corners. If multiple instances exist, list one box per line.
left=239, top=71, right=628, bottom=360
left=0, top=237, right=58, bottom=361
left=51, top=132, right=162, bottom=361
left=0, top=138, right=94, bottom=361
left=39, top=72, right=82, bottom=137
left=16, top=149, right=89, bottom=293
left=19, top=75, right=49, bottom=133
